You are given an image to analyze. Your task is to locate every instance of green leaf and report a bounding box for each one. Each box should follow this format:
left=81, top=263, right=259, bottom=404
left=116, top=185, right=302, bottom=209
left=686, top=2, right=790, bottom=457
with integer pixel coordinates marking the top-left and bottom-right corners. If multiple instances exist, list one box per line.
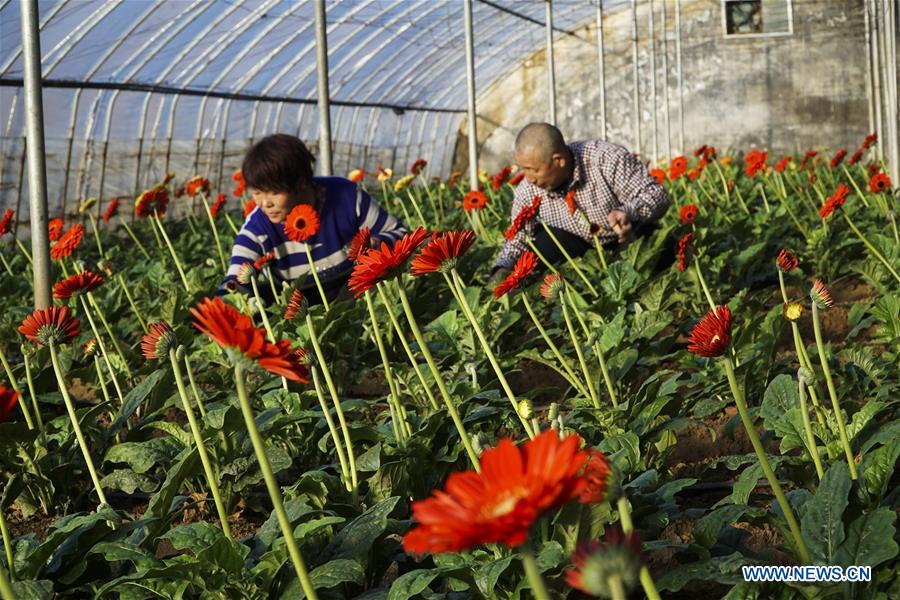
left=657, top=552, right=756, bottom=592
left=160, top=521, right=224, bottom=554
left=599, top=432, right=641, bottom=473
left=100, top=469, right=158, bottom=494
left=759, top=375, right=797, bottom=431
left=474, top=556, right=515, bottom=597
left=859, top=439, right=900, bottom=500
left=88, top=541, right=163, bottom=570
left=773, top=408, right=806, bottom=454
left=145, top=446, right=201, bottom=537
left=694, top=505, right=763, bottom=547
left=845, top=400, right=886, bottom=443
left=324, top=496, right=400, bottom=565
left=103, top=437, right=182, bottom=474
left=149, top=420, right=193, bottom=447
left=109, top=369, right=169, bottom=434
left=387, top=568, right=445, bottom=600
left=10, top=580, right=54, bottom=600
left=718, top=462, right=762, bottom=507
left=286, top=559, right=364, bottom=599
left=833, top=508, right=898, bottom=569
left=801, top=462, right=851, bottom=564
left=601, top=261, right=640, bottom=302
left=599, top=308, right=626, bottom=353
left=535, top=541, right=565, bottom=570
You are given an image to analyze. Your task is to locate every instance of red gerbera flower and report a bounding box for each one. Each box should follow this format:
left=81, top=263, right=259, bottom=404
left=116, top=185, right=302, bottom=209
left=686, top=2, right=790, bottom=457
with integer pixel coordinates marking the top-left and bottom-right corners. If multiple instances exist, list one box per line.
left=564, top=190, right=578, bottom=215
left=504, top=196, right=542, bottom=241
left=829, top=148, right=847, bottom=169
left=862, top=132, right=877, bottom=149
left=448, top=171, right=462, bottom=187
left=190, top=297, right=309, bottom=382
left=666, top=156, right=687, bottom=180
left=679, top=204, right=699, bottom=224
left=693, top=145, right=708, bottom=157
left=18, top=306, right=81, bottom=347
left=348, top=227, right=372, bottom=262
left=774, top=156, right=791, bottom=172
left=135, top=186, right=170, bottom=218
left=869, top=172, right=892, bottom=193
left=283, top=204, right=320, bottom=242
left=53, top=270, right=104, bottom=300
left=141, top=321, right=178, bottom=360
left=348, top=227, right=430, bottom=297
left=0, top=209, right=14, bottom=236
left=848, top=148, right=864, bottom=166
left=348, top=169, right=365, bottom=183
left=401, top=429, right=590, bottom=554
left=1, top=385, right=20, bottom=423
left=567, top=526, right=644, bottom=597
left=675, top=232, right=694, bottom=272
left=819, top=183, right=850, bottom=219
left=243, top=199, right=257, bottom=218
left=492, top=165, right=513, bottom=191
left=48, top=217, right=64, bottom=241
left=539, top=273, right=564, bottom=300
left=233, top=170, right=246, bottom=197
left=411, top=230, right=476, bottom=275
left=50, top=224, right=84, bottom=260
left=687, top=306, right=732, bottom=357
left=102, top=198, right=119, bottom=223
left=463, top=190, right=487, bottom=212
left=253, top=251, right=275, bottom=271
left=776, top=248, right=799, bottom=272
left=744, top=149, right=768, bottom=177
left=810, top=279, right=833, bottom=309
left=649, top=168, right=666, bottom=184
left=284, top=290, right=309, bottom=320
left=577, top=449, right=613, bottom=504
left=210, top=193, right=226, bottom=217
left=185, top=176, right=211, bottom=197
left=799, top=150, right=818, bottom=170
left=493, top=251, right=538, bottom=298
left=509, top=171, right=525, bottom=186
left=410, top=159, right=428, bottom=176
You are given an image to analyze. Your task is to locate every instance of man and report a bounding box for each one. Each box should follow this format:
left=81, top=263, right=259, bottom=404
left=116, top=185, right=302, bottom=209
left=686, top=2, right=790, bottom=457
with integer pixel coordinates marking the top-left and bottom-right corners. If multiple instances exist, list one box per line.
left=491, top=123, right=669, bottom=279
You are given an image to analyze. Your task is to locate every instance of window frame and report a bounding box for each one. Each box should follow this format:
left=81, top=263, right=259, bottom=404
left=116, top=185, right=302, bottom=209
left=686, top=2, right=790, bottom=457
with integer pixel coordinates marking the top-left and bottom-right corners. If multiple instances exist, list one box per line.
left=721, top=0, right=794, bottom=39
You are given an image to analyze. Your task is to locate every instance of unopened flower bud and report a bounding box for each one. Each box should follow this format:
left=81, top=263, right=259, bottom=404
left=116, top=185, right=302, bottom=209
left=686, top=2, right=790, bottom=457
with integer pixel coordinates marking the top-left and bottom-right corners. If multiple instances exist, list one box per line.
left=78, top=197, right=97, bottom=213
left=517, top=399, right=533, bottom=420
left=548, top=402, right=559, bottom=421
left=798, top=367, right=815, bottom=386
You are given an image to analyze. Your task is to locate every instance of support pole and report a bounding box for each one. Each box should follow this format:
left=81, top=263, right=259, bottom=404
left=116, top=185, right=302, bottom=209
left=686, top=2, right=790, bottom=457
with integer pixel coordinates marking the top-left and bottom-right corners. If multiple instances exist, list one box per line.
left=871, top=0, right=885, bottom=162
left=463, top=0, right=479, bottom=188
left=660, top=0, right=671, bottom=160
left=864, top=0, right=876, bottom=141
left=675, top=0, right=685, bottom=154
left=546, top=0, right=557, bottom=125
left=886, top=0, right=899, bottom=182
left=315, top=0, right=333, bottom=176
left=20, top=0, right=51, bottom=309
left=648, top=0, right=658, bottom=163
left=631, top=0, right=642, bottom=157
left=596, top=1, right=607, bottom=140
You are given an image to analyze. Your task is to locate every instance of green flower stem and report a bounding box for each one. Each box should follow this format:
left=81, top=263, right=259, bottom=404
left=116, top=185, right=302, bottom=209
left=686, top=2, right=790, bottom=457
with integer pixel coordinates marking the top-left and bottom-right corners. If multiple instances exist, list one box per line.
left=310, top=365, right=352, bottom=490
left=224, top=212, right=240, bottom=236
left=405, top=190, right=429, bottom=227
left=889, top=210, right=899, bottom=245
left=520, top=293, right=590, bottom=398
left=562, top=290, right=618, bottom=408
left=608, top=575, right=627, bottom=600
left=0, top=563, right=13, bottom=600
left=145, top=213, right=165, bottom=252
left=840, top=164, right=871, bottom=209
left=417, top=176, right=439, bottom=220
left=78, top=295, right=125, bottom=406
left=0, top=505, right=14, bottom=581
left=375, top=285, right=439, bottom=411
left=520, top=546, right=551, bottom=600
left=233, top=363, right=318, bottom=599
left=617, top=496, right=663, bottom=600
left=526, top=239, right=559, bottom=274
left=48, top=342, right=107, bottom=505
left=111, top=274, right=147, bottom=333
left=842, top=212, right=900, bottom=283
left=303, top=244, right=330, bottom=311
left=448, top=270, right=535, bottom=439
left=182, top=353, right=207, bottom=418
left=798, top=377, right=824, bottom=480
left=559, top=289, right=601, bottom=410
left=87, top=292, right=133, bottom=381
left=21, top=350, right=43, bottom=432
left=393, top=195, right=415, bottom=228
left=0, top=250, right=14, bottom=277
left=170, top=348, right=231, bottom=539
left=364, top=291, right=408, bottom=445
left=540, top=222, right=598, bottom=297
left=593, top=237, right=608, bottom=270
left=722, top=356, right=811, bottom=563
left=119, top=221, right=151, bottom=260
left=249, top=277, right=276, bottom=342
left=776, top=271, right=825, bottom=422
left=811, top=303, right=859, bottom=480
left=693, top=257, right=717, bottom=311
left=152, top=212, right=192, bottom=293
left=15, top=239, right=32, bottom=266
left=0, top=346, right=34, bottom=429
left=200, top=195, right=227, bottom=271
left=92, top=355, right=111, bottom=406
left=265, top=266, right=281, bottom=305
left=87, top=213, right=105, bottom=258
left=306, top=314, right=358, bottom=497
left=757, top=183, right=771, bottom=213
left=394, top=282, right=481, bottom=471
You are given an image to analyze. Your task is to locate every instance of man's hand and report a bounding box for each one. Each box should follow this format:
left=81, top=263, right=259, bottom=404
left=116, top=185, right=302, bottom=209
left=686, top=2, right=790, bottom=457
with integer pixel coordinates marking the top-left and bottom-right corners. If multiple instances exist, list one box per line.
left=607, top=209, right=634, bottom=244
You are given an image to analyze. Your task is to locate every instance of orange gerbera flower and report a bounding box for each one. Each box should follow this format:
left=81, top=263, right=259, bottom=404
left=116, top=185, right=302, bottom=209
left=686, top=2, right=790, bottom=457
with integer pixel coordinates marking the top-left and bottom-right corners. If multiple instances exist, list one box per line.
left=577, top=449, right=613, bottom=504
left=18, top=306, right=81, bottom=347
left=401, top=429, right=590, bottom=554
left=668, top=156, right=688, bottom=180
left=774, top=156, right=791, bottom=172
left=210, top=193, right=226, bottom=217
left=0, top=385, right=19, bottom=423
left=53, top=270, right=104, bottom=300
left=284, top=290, right=309, bottom=320
left=348, top=227, right=430, bottom=297
left=675, top=232, right=694, bottom=271
left=0, top=209, right=13, bottom=237
left=348, top=169, right=365, bottom=183
left=48, top=217, right=64, bottom=241
left=411, top=230, right=476, bottom=275
left=819, top=183, right=850, bottom=220
left=448, top=171, right=462, bottom=187
left=744, top=149, right=768, bottom=177
left=135, top=186, right=170, bottom=218
left=565, top=190, right=578, bottom=215
left=687, top=306, right=732, bottom=357
left=233, top=170, right=246, bottom=197
left=50, top=224, right=84, bottom=260
left=679, top=204, right=698, bottom=224
left=243, top=199, right=257, bottom=217
left=348, top=227, right=372, bottom=263
left=493, top=251, right=538, bottom=298
left=190, top=297, right=309, bottom=382
left=102, top=198, right=119, bottom=223
left=283, top=204, right=320, bottom=242
left=776, top=248, right=799, bottom=272
left=539, top=273, right=564, bottom=300
left=463, top=190, right=487, bottom=212
left=141, top=321, right=178, bottom=360
left=869, top=172, right=892, bottom=193
left=185, top=176, right=210, bottom=197
left=253, top=251, right=275, bottom=271
left=492, top=165, right=513, bottom=191
left=649, top=168, right=665, bottom=184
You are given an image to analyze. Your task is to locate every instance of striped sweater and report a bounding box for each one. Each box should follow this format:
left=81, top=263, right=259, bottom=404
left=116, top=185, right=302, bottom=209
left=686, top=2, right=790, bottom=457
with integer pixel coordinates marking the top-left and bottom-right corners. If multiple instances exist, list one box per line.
left=221, top=177, right=406, bottom=304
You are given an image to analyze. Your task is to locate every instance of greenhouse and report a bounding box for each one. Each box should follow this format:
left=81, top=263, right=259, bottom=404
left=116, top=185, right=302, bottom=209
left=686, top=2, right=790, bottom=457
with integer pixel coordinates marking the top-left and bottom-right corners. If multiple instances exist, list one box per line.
left=0, top=0, right=898, bottom=597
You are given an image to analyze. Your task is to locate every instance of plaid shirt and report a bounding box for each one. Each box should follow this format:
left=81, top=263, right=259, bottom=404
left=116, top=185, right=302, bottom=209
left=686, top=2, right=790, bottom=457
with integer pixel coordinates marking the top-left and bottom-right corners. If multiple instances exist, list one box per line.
left=493, top=139, right=670, bottom=269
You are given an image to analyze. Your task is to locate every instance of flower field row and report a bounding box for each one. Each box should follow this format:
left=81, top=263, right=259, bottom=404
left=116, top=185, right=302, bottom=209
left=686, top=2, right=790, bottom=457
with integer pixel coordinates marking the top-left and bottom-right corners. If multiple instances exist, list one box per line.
left=0, top=135, right=897, bottom=598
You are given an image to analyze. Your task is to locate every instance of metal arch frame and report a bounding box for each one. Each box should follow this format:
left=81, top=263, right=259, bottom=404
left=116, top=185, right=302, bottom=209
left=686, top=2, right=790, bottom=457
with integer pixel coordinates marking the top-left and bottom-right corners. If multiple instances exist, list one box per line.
left=659, top=0, right=671, bottom=160
left=631, top=0, right=641, bottom=156
left=675, top=0, right=684, bottom=153
left=596, top=0, right=606, bottom=140
left=0, top=0, right=70, bottom=75
left=546, top=0, right=556, bottom=126
left=87, top=0, right=213, bottom=202
left=647, top=0, right=658, bottom=163
left=42, top=1, right=123, bottom=76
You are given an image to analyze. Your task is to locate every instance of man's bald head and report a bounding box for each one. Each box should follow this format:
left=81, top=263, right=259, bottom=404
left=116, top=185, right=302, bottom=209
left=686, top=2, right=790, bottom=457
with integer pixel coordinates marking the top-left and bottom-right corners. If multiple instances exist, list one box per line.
left=514, top=123, right=568, bottom=163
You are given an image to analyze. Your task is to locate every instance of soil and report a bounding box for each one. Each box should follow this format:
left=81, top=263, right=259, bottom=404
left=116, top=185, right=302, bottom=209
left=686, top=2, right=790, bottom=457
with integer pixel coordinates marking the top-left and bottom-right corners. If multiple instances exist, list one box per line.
left=5, top=506, right=57, bottom=542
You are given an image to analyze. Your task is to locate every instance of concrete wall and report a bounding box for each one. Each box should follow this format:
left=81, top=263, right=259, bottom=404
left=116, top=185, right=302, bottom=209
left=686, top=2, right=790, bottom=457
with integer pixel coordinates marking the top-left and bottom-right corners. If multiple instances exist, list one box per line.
left=456, top=0, right=875, bottom=173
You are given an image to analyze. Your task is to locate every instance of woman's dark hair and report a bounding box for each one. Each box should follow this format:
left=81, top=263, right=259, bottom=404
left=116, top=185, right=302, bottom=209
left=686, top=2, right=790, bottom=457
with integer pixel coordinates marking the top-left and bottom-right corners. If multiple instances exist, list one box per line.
left=242, top=134, right=316, bottom=195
